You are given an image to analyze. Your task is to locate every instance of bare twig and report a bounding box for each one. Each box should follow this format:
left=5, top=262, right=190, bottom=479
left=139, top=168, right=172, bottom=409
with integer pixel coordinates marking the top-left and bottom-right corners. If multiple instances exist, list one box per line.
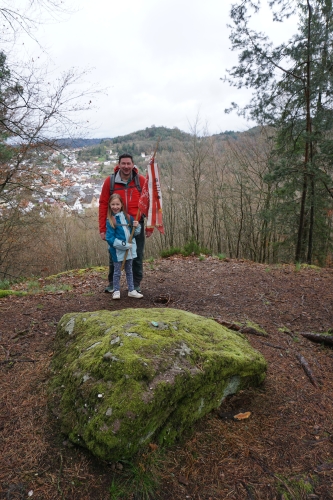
left=295, top=353, right=319, bottom=388
left=0, top=358, right=37, bottom=365
left=259, top=341, right=285, bottom=350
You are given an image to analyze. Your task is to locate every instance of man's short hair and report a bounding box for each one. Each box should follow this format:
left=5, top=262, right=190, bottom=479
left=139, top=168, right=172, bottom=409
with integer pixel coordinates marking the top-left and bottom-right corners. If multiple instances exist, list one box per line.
left=119, top=153, right=133, bottom=163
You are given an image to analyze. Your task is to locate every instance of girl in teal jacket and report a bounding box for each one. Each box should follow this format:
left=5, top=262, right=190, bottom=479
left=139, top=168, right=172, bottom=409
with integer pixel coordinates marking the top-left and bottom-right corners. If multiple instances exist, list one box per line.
left=105, top=194, right=143, bottom=300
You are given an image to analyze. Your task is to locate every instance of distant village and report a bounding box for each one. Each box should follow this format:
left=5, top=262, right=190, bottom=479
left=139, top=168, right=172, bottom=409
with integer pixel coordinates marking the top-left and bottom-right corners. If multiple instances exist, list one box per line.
left=26, top=148, right=151, bottom=214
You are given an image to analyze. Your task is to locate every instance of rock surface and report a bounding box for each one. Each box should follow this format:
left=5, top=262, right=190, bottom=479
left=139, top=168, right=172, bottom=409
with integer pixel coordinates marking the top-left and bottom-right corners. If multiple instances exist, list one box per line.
left=49, top=308, right=267, bottom=461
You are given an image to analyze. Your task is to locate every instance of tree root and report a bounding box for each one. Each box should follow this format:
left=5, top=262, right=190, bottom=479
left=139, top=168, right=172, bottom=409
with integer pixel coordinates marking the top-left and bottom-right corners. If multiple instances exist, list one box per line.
left=300, top=332, right=333, bottom=347
left=214, top=318, right=267, bottom=337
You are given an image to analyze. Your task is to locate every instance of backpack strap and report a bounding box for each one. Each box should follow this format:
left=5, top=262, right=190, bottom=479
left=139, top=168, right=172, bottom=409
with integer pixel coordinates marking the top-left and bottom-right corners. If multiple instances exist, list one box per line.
left=134, top=173, right=142, bottom=193
left=110, top=173, right=115, bottom=195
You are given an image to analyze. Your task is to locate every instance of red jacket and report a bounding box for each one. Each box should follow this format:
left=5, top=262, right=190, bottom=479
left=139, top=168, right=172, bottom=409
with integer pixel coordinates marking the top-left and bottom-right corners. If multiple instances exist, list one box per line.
left=99, top=165, right=145, bottom=234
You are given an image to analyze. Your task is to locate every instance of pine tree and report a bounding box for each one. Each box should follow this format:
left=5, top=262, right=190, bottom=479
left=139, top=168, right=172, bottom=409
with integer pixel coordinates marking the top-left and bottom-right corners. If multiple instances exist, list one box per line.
left=224, top=0, right=333, bottom=264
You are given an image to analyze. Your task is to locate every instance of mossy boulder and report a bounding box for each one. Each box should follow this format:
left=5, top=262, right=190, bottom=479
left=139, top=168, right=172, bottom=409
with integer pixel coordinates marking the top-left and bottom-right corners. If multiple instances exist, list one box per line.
left=49, top=308, right=267, bottom=462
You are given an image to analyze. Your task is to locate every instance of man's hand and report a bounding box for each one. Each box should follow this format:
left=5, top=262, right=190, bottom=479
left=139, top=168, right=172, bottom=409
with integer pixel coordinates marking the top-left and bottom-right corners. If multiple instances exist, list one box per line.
left=133, top=221, right=139, bottom=227
left=100, top=232, right=106, bottom=241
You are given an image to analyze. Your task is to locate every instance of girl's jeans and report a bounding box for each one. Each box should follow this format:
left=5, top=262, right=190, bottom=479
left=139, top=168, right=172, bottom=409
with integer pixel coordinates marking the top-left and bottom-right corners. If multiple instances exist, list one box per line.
left=113, top=259, right=134, bottom=292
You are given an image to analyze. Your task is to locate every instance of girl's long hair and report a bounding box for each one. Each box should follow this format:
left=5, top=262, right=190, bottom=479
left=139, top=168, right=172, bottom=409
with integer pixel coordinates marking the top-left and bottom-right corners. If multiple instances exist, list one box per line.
left=107, top=194, right=131, bottom=228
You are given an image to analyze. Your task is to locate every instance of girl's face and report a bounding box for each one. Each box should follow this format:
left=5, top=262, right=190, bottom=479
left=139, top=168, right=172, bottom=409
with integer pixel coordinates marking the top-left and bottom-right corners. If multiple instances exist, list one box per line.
left=110, top=198, right=122, bottom=214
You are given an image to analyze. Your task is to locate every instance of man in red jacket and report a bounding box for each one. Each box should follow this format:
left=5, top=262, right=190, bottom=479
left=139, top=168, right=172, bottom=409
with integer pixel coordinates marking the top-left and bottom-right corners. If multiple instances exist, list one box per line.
left=99, top=154, right=146, bottom=293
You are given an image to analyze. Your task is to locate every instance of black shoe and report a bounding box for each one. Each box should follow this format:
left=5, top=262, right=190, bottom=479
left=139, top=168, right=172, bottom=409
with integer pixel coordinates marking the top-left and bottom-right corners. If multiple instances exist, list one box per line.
left=134, top=286, right=142, bottom=293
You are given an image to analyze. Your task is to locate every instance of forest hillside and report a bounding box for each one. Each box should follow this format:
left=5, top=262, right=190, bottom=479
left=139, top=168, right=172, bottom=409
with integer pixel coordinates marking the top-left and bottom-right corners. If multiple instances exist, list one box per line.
left=2, top=123, right=333, bottom=285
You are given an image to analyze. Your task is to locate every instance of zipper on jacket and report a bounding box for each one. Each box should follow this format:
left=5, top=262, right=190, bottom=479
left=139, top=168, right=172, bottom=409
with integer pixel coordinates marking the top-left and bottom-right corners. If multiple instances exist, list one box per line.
left=124, top=185, right=128, bottom=211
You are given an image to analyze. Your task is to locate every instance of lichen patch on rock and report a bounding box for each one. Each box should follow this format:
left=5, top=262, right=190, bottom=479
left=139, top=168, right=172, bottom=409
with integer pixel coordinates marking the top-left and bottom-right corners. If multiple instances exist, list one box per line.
left=49, top=308, right=267, bottom=462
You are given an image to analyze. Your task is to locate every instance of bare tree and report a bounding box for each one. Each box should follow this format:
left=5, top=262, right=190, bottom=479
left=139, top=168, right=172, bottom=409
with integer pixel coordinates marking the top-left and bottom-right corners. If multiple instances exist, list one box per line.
left=0, top=0, right=101, bottom=279
left=180, top=117, right=211, bottom=245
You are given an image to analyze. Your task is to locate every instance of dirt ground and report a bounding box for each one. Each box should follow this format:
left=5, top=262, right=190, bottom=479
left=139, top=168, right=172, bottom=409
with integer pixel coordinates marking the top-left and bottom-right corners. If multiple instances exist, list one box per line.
left=1, top=256, right=333, bottom=500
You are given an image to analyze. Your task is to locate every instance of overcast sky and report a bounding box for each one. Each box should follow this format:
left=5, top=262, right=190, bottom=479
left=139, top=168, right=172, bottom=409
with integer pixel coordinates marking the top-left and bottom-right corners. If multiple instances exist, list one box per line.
left=17, top=0, right=298, bottom=138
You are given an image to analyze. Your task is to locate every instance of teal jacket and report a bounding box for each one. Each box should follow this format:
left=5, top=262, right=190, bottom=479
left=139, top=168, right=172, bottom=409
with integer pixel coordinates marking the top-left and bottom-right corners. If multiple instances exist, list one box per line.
left=106, top=211, right=141, bottom=263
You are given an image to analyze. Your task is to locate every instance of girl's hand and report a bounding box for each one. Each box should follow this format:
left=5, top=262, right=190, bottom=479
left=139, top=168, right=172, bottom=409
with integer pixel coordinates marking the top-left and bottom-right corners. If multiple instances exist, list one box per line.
left=133, top=221, right=139, bottom=227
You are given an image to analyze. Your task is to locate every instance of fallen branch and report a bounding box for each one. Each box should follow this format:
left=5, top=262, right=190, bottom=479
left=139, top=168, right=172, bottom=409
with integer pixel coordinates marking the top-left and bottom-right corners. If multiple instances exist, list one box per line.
left=10, top=329, right=29, bottom=340
left=295, top=353, right=319, bottom=388
left=279, top=329, right=294, bottom=338
left=240, top=326, right=267, bottom=336
left=259, top=341, right=285, bottom=350
left=0, top=358, right=37, bottom=365
left=214, top=318, right=267, bottom=337
left=300, top=332, right=333, bottom=347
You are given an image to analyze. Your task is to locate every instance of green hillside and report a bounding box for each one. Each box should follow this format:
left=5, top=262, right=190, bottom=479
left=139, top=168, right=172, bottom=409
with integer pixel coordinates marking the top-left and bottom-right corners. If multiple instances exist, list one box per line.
left=76, top=126, right=192, bottom=168
left=76, top=125, right=240, bottom=169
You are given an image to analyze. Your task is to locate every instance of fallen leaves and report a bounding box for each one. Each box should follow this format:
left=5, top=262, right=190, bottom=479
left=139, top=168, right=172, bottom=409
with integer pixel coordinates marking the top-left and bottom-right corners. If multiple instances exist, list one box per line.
left=234, top=411, right=251, bottom=420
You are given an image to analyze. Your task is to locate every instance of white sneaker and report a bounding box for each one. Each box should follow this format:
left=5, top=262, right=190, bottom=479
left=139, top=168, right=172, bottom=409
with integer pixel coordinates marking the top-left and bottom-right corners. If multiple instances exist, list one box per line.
left=128, top=290, right=143, bottom=299
left=112, top=291, right=120, bottom=299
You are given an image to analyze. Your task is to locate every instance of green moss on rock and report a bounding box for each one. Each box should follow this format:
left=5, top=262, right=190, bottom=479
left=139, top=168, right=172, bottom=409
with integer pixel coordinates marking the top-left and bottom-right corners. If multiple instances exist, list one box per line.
left=49, top=308, right=267, bottom=461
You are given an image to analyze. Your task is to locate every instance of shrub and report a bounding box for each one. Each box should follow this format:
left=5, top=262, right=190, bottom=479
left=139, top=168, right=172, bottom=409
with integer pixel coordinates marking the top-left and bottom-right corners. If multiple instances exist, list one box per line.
left=43, top=284, right=72, bottom=292
left=0, top=279, right=10, bottom=290
left=160, top=247, right=182, bottom=258
left=182, top=240, right=210, bottom=257
left=27, top=280, right=41, bottom=292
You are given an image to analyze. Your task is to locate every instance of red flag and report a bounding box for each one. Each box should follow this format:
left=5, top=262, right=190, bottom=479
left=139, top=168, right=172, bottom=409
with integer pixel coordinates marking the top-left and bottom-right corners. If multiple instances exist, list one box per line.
left=138, top=156, right=164, bottom=237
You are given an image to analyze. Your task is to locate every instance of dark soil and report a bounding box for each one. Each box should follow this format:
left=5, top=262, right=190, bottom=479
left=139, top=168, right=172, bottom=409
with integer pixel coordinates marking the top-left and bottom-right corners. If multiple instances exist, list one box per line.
left=1, top=257, right=333, bottom=500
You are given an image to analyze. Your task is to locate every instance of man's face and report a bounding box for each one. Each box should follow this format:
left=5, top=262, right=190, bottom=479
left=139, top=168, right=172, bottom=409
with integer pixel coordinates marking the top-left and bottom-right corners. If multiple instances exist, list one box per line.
left=119, top=157, right=134, bottom=180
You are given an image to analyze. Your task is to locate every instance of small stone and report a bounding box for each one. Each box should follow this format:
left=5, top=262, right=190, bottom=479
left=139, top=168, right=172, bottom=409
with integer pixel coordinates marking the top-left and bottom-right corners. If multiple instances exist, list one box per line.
left=178, top=475, right=189, bottom=486
left=116, top=462, right=123, bottom=470
left=110, top=336, right=120, bottom=345
left=103, top=352, right=119, bottom=361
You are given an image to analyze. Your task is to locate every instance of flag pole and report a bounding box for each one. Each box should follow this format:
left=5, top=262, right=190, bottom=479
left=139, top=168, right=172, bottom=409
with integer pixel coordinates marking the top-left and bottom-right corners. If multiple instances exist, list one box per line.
left=152, top=136, right=160, bottom=158
left=121, top=138, right=160, bottom=271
